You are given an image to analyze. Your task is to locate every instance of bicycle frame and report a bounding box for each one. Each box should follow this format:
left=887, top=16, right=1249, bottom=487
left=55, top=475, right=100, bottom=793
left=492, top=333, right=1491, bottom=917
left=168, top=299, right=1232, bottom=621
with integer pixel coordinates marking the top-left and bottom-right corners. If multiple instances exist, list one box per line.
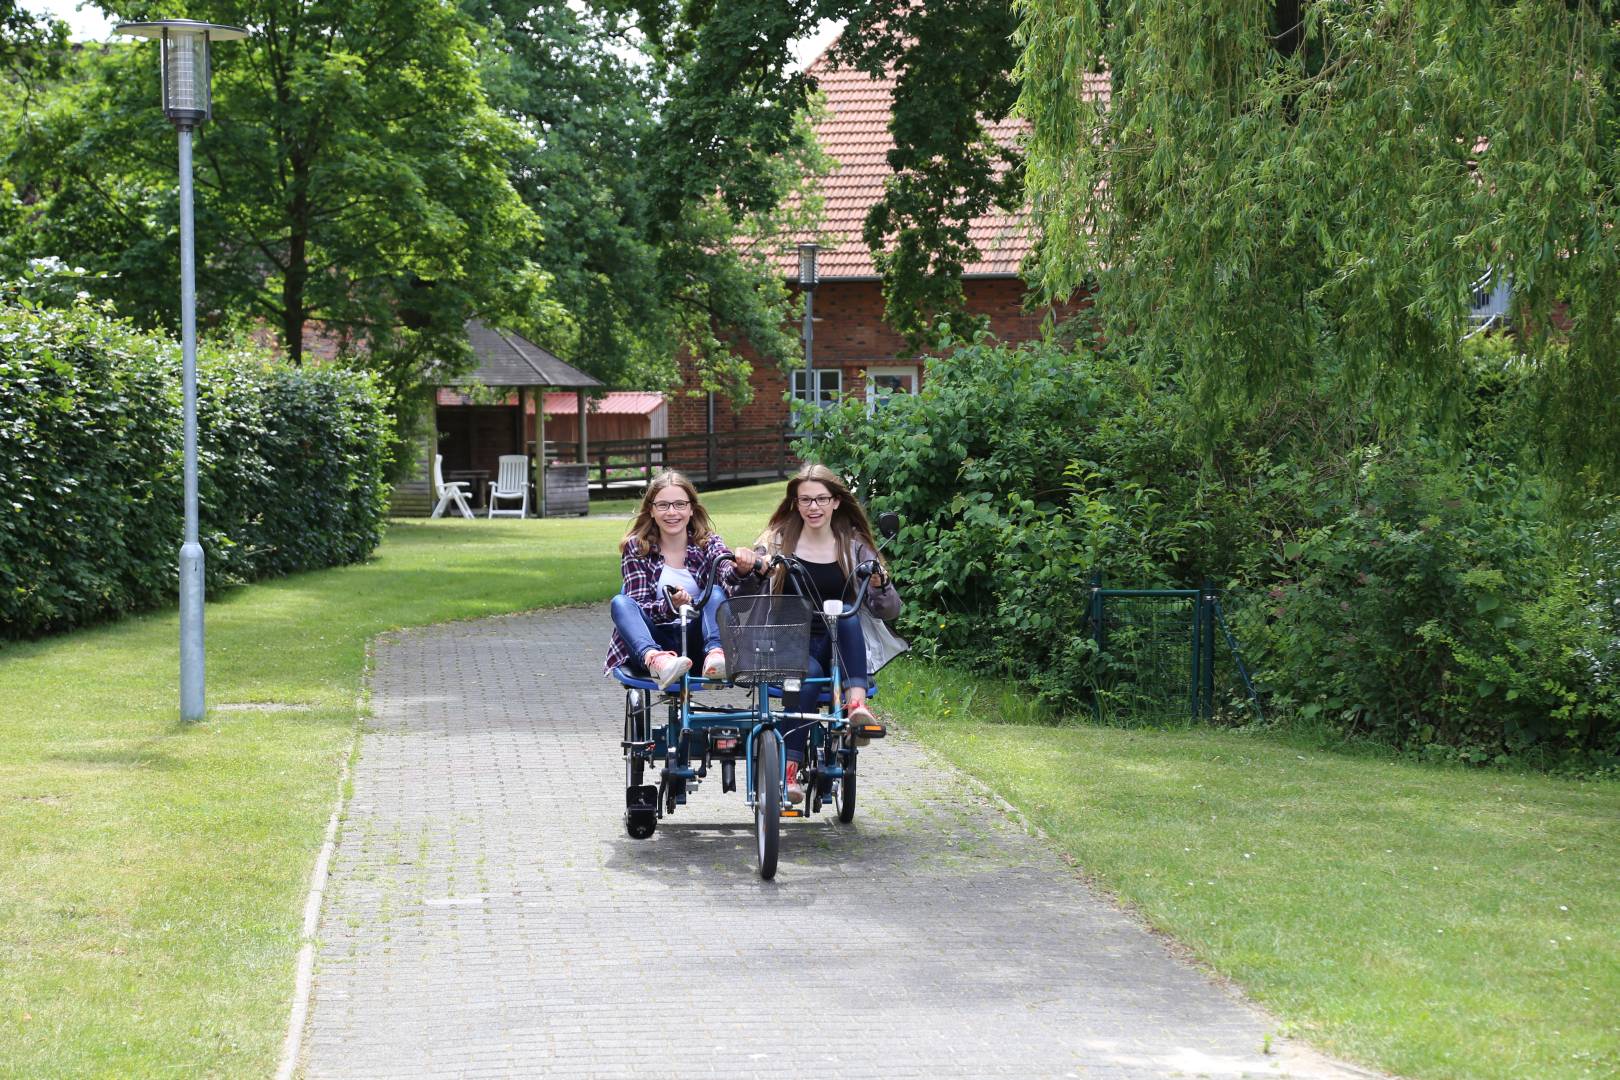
left=658, top=577, right=860, bottom=814
left=618, top=511, right=900, bottom=875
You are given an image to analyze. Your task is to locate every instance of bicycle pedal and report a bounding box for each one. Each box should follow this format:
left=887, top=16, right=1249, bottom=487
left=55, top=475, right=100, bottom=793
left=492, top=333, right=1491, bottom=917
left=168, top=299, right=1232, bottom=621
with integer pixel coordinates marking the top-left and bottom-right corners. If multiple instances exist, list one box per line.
left=853, top=723, right=886, bottom=739
left=779, top=807, right=805, bottom=818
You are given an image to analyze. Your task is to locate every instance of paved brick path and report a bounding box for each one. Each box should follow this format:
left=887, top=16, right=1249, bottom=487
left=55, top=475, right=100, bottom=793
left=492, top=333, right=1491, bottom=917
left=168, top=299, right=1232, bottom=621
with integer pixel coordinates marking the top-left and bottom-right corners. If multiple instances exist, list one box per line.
left=299, top=607, right=1377, bottom=1079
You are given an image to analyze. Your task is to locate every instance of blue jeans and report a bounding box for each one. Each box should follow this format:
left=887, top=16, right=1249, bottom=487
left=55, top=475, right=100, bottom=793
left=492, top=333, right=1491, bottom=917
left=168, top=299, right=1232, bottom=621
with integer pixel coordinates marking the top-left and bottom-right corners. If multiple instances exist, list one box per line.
left=610, top=592, right=723, bottom=671
left=784, top=615, right=868, bottom=762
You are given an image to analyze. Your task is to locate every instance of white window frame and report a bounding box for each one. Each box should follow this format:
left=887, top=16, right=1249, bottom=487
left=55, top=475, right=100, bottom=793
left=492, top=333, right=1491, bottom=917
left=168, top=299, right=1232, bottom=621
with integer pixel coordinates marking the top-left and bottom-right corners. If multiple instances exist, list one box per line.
left=865, top=364, right=920, bottom=410
left=790, top=367, right=842, bottom=406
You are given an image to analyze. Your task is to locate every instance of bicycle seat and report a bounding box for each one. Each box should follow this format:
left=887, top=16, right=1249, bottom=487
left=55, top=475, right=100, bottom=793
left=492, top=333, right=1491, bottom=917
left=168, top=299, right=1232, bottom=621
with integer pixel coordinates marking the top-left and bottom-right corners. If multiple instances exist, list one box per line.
left=611, top=665, right=725, bottom=692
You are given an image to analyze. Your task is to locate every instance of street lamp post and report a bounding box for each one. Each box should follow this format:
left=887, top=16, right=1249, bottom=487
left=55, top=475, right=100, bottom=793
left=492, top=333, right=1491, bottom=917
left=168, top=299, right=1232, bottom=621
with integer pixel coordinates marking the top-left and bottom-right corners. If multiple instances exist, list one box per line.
left=797, top=242, right=819, bottom=409
left=115, top=20, right=249, bottom=723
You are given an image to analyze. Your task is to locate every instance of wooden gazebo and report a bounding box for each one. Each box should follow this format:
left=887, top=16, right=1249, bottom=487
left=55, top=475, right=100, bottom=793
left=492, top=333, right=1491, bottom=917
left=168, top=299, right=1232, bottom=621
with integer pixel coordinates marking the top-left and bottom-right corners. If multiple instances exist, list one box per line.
left=404, top=320, right=602, bottom=517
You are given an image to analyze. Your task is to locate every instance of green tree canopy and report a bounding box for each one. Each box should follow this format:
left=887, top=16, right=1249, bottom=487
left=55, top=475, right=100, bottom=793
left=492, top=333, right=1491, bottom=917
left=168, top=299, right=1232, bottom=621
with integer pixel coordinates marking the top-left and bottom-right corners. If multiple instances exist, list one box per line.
left=2, top=0, right=561, bottom=405
left=1017, top=0, right=1620, bottom=481
left=469, top=0, right=820, bottom=400
left=0, top=0, right=67, bottom=97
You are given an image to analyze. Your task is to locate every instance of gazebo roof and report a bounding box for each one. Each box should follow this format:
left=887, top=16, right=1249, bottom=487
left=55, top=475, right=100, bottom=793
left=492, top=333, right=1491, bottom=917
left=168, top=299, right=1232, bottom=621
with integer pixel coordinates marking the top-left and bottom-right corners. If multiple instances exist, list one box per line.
left=539, top=391, right=665, bottom=416
left=451, top=320, right=602, bottom=389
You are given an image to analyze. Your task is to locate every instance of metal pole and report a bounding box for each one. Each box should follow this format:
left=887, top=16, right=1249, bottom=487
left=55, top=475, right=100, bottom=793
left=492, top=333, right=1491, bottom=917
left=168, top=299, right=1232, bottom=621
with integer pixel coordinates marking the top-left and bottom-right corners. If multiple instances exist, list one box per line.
left=802, top=287, right=815, bottom=410
left=1201, top=581, right=1217, bottom=721
left=577, top=388, right=588, bottom=476
left=536, top=393, right=547, bottom=518
left=177, top=124, right=206, bottom=722
left=706, top=391, right=717, bottom=484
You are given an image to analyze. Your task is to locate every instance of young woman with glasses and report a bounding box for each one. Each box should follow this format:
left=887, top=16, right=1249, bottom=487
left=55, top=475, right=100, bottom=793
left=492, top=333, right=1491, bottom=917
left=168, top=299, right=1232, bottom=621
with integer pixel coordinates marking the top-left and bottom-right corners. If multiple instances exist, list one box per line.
left=604, top=470, right=757, bottom=689
left=743, top=463, right=901, bottom=804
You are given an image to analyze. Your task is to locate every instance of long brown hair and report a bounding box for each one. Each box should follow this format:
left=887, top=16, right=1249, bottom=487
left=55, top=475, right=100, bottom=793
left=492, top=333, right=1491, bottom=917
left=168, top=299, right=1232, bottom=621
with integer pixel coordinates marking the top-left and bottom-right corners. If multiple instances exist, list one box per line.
left=757, top=462, right=885, bottom=590
left=621, top=470, right=715, bottom=555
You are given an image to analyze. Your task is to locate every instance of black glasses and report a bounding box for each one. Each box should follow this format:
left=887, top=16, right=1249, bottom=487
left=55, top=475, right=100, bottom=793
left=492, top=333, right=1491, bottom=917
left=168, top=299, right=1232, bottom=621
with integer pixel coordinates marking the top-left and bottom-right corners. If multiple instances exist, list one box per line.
left=651, top=500, right=690, bottom=512
left=796, top=495, right=835, bottom=508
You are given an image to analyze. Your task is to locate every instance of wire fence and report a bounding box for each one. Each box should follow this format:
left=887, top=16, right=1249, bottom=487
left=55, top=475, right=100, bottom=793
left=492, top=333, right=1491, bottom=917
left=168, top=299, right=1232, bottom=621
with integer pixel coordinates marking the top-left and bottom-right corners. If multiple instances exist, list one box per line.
left=1086, top=577, right=1263, bottom=725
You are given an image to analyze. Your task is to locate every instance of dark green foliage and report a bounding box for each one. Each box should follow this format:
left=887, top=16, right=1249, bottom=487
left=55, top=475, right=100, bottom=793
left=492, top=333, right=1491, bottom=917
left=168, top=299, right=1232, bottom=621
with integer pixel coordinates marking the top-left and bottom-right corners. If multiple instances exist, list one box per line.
left=835, top=0, right=1022, bottom=346
left=467, top=1, right=810, bottom=399
left=1238, top=444, right=1619, bottom=761
left=805, top=332, right=1618, bottom=762
left=616, top=0, right=1022, bottom=351
left=0, top=1, right=67, bottom=94
left=804, top=332, right=1204, bottom=704
left=1, top=295, right=393, bottom=641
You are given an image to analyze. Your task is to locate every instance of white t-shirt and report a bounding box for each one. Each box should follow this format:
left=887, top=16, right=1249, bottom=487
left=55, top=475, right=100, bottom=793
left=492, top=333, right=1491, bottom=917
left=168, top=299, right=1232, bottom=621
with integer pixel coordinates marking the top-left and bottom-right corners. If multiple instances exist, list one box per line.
left=658, top=564, right=699, bottom=599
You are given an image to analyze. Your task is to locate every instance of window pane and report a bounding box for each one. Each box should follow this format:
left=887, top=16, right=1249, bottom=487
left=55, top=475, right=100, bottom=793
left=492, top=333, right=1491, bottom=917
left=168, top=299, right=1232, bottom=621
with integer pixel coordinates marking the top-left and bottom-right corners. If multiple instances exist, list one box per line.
left=791, top=368, right=841, bottom=405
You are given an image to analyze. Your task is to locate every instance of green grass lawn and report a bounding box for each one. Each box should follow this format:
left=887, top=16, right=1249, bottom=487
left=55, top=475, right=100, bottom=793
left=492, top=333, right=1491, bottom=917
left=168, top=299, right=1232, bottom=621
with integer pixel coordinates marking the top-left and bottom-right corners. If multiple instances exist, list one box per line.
left=879, top=661, right=1620, bottom=1080
left=7, top=485, right=1616, bottom=1079
left=0, top=482, right=780, bottom=1078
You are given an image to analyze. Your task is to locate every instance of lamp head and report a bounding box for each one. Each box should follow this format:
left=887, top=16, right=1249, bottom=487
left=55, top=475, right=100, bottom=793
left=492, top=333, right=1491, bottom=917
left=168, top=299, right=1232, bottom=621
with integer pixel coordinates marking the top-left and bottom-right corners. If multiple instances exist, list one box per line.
left=797, top=242, right=819, bottom=290
left=115, top=20, right=249, bottom=129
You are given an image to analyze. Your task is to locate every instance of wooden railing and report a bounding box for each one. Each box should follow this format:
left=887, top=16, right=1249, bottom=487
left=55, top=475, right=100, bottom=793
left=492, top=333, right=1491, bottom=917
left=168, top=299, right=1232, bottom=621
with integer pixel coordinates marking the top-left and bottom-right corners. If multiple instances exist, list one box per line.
left=543, top=426, right=805, bottom=494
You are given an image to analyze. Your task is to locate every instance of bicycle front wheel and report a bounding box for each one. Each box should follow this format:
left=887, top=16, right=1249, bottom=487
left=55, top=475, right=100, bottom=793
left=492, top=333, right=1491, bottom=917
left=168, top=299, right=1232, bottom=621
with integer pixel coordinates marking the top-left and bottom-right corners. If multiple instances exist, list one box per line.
left=753, top=728, right=782, bottom=880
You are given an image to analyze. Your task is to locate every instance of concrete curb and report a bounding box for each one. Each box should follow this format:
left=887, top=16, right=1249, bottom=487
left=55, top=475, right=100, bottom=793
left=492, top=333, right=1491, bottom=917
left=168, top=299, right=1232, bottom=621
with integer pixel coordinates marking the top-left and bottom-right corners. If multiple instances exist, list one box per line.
left=275, top=638, right=372, bottom=1080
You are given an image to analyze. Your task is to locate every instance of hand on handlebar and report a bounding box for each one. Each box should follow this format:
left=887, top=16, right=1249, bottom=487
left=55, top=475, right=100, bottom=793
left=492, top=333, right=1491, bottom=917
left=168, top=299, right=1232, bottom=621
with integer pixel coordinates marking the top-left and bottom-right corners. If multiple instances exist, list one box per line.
left=684, top=550, right=739, bottom=612
left=730, top=546, right=757, bottom=575
left=856, top=559, right=889, bottom=590
left=766, top=554, right=889, bottom=618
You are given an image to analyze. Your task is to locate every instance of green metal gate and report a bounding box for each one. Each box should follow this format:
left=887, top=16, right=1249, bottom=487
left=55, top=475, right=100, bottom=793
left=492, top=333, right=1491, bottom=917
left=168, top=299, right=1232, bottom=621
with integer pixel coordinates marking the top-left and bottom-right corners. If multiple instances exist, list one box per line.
left=1086, top=575, right=1262, bottom=723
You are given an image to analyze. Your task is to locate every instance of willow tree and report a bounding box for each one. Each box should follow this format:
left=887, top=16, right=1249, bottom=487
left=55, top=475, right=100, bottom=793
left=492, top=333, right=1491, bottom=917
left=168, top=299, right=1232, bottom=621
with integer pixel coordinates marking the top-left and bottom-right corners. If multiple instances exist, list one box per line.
left=1017, top=0, right=1620, bottom=480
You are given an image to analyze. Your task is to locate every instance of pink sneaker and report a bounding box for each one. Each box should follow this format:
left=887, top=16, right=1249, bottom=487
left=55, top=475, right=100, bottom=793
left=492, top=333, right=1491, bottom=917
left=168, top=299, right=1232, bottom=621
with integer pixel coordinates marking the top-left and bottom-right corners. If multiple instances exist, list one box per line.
left=644, top=650, right=691, bottom=691
left=847, top=703, right=885, bottom=747
left=784, top=761, right=805, bottom=805
left=701, top=648, right=727, bottom=681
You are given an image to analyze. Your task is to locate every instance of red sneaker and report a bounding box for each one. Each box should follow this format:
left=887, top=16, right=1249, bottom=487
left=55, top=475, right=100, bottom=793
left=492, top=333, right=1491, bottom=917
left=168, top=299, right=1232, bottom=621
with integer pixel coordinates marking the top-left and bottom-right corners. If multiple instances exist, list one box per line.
left=784, top=761, right=805, bottom=805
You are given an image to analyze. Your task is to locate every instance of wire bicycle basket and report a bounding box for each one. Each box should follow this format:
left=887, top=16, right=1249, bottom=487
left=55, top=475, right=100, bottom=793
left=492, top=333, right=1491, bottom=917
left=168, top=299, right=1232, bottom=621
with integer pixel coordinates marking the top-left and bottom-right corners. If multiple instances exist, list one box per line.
left=717, top=594, right=813, bottom=687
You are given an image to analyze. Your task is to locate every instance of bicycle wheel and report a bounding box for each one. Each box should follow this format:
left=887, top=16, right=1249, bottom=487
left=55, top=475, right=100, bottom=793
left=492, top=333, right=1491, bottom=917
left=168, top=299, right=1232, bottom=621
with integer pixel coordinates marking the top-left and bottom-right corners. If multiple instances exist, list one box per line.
left=753, top=728, right=782, bottom=880
left=835, top=746, right=857, bottom=824
left=624, top=689, right=647, bottom=787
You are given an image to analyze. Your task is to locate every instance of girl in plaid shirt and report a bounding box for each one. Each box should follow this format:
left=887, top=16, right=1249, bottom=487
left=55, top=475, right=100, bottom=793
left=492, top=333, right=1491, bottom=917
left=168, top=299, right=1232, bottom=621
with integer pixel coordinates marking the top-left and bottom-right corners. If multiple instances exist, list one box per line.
left=604, top=471, right=757, bottom=689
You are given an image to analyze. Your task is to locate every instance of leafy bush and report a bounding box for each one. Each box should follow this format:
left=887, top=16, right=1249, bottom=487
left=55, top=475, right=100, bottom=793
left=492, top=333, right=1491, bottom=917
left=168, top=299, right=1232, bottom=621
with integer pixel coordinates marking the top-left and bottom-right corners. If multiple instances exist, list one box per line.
left=1237, top=442, right=1619, bottom=760
left=804, top=332, right=1212, bottom=703
left=805, top=329, right=1619, bottom=761
left=1, top=295, right=393, bottom=640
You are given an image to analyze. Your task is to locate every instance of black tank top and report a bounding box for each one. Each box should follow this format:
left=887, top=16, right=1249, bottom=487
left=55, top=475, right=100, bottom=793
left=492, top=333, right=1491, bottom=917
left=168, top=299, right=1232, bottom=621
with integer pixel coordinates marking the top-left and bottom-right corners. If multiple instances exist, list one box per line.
left=792, top=557, right=848, bottom=624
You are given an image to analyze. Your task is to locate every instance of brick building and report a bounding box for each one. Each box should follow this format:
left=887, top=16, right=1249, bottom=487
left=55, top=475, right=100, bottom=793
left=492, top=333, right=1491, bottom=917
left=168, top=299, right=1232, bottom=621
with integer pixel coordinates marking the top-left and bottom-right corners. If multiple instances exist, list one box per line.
left=665, top=43, right=1095, bottom=451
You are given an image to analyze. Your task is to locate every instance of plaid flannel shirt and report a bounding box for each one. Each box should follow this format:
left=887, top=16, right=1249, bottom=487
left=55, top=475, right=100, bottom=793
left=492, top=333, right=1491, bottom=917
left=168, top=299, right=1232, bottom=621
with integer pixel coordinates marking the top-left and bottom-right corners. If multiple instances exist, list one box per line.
left=603, top=531, right=743, bottom=674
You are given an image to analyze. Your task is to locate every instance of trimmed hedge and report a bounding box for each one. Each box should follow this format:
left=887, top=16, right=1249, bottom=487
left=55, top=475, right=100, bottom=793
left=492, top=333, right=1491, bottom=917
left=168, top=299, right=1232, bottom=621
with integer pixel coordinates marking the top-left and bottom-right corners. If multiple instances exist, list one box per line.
left=1, top=297, right=393, bottom=640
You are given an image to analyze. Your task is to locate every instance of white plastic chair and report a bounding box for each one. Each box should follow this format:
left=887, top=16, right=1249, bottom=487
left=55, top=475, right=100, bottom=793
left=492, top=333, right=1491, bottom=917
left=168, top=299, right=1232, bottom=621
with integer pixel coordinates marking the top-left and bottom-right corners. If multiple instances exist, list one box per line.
left=431, top=454, right=475, bottom=519
left=487, top=454, right=530, bottom=518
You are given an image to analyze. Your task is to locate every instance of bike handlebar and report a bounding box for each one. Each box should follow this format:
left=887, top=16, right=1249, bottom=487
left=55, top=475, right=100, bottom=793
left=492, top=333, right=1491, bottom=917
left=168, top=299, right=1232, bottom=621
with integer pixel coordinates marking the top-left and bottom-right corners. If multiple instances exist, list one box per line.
left=766, top=553, right=882, bottom=620
left=677, top=550, right=887, bottom=625
left=684, top=550, right=738, bottom=614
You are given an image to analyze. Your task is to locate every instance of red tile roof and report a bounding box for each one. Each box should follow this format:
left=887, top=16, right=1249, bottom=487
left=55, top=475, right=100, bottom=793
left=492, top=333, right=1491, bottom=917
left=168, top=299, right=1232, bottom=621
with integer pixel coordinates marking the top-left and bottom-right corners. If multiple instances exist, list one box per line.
left=772, top=50, right=1109, bottom=281
left=536, top=391, right=666, bottom=417
left=433, top=390, right=667, bottom=416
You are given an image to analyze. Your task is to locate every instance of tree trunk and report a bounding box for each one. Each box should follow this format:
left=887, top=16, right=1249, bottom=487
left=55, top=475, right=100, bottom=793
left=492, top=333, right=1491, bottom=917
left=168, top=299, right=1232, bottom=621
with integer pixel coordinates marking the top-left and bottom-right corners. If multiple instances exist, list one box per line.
left=282, top=152, right=311, bottom=365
